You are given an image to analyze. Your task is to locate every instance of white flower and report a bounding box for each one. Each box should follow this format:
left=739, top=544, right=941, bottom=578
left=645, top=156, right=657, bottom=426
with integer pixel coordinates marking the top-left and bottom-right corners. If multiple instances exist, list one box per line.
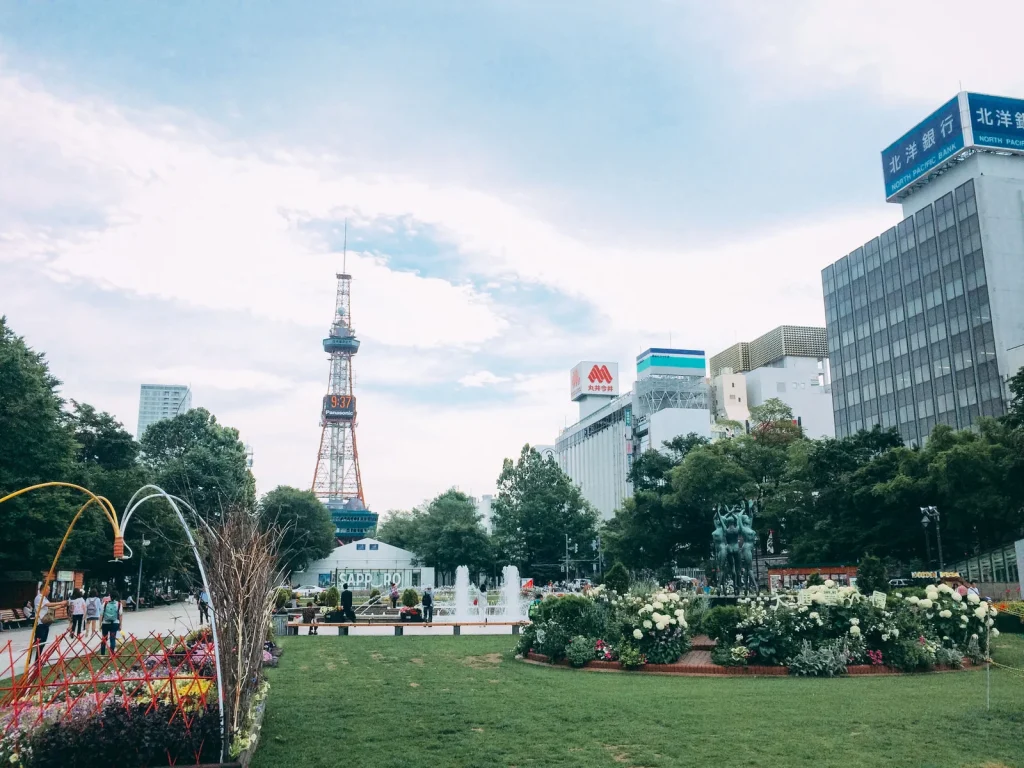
left=925, top=588, right=939, bottom=600
left=989, top=607, right=998, bottom=617
left=735, top=633, right=744, bottom=642
left=653, top=601, right=664, bottom=610
left=643, top=620, right=652, bottom=629
left=824, top=579, right=835, bottom=588
left=974, top=606, right=988, bottom=619
left=644, top=604, right=654, bottom=612
left=951, top=592, right=962, bottom=602
left=971, top=633, right=979, bottom=640
left=849, top=618, right=860, bottom=626
left=674, top=609, right=686, bottom=618
left=939, top=610, right=952, bottom=619
left=967, top=593, right=980, bottom=604
left=907, top=596, right=920, bottom=605
left=633, top=629, right=643, bottom=640
left=986, top=618, right=994, bottom=628
left=849, top=626, right=861, bottom=636
left=919, top=599, right=933, bottom=609
left=938, top=584, right=953, bottom=594
left=892, top=629, right=899, bottom=638
left=960, top=615, right=969, bottom=624
left=991, top=628, right=1000, bottom=638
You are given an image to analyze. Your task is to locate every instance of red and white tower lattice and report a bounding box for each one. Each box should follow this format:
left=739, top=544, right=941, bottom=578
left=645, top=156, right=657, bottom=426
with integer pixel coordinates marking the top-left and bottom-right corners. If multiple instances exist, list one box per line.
left=311, top=271, right=376, bottom=542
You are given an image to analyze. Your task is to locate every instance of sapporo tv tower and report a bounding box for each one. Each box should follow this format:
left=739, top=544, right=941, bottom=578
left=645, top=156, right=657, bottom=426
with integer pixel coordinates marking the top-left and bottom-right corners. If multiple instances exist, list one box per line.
left=311, top=241, right=378, bottom=544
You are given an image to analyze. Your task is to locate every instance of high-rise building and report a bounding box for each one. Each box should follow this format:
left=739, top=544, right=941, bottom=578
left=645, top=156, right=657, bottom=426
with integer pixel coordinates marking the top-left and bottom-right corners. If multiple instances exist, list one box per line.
left=708, top=326, right=834, bottom=439
left=823, top=92, right=1024, bottom=444
left=554, top=349, right=711, bottom=519
left=136, top=384, right=191, bottom=439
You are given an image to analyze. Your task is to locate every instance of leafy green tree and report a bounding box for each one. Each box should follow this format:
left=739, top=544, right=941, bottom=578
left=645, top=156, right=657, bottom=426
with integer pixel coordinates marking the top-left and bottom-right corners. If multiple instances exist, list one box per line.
left=492, top=445, right=598, bottom=583
left=0, top=317, right=78, bottom=572
left=603, top=561, right=630, bottom=593
left=375, top=509, right=421, bottom=552
left=855, top=554, right=887, bottom=595
left=140, top=408, right=256, bottom=518
left=259, top=486, right=336, bottom=574
left=749, top=397, right=803, bottom=446
left=1003, top=366, right=1024, bottom=429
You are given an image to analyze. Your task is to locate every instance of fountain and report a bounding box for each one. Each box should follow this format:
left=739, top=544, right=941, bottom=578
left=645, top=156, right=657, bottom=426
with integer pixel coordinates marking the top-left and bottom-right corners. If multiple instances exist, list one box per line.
left=500, top=564, right=524, bottom=622
left=454, top=565, right=473, bottom=623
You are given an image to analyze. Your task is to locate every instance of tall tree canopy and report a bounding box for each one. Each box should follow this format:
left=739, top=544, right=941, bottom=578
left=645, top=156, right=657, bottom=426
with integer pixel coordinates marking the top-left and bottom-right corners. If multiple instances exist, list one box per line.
left=491, top=445, right=598, bottom=582
left=376, top=489, right=492, bottom=582
left=259, top=485, right=335, bottom=574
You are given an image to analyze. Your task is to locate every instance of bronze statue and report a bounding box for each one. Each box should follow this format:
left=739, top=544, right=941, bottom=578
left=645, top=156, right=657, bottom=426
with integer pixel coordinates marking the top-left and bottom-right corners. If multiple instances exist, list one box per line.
left=713, top=501, right=757, bottom=595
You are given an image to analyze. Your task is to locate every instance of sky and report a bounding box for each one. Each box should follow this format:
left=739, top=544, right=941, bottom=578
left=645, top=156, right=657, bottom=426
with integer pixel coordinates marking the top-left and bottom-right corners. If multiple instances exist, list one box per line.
left=3, top=1, right=1024, bottom=513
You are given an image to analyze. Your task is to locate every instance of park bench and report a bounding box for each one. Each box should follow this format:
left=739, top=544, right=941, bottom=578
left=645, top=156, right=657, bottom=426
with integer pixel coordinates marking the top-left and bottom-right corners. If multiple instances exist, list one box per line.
left=0, top=609, right=27, bottom=629
left=285, top=620, right=529, bottom=637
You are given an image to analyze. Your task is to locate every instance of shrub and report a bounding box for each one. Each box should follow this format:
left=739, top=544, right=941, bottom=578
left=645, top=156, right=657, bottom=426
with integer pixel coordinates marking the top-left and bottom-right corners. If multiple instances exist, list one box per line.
left=806, top=572, right=824, bottom=587
left=603, top=562, right=630, bottom=594
left=617, top=644, right=646, bottom=669
left=323, top=586, right=340, bottom=608
left=535, top=595, right=604, bottom=639
left=566, top=636, right=595, bottom=668
left=516, top=623, right=538, bottom=656
left=702, top=605, right=743, bottom=645
left=711, top=645, right=749, bottom=666
left=535, top=619, right=571, bottom=661
left=787, top=640, right=848, bottom=677
left=886, top=638, right=933, bottom=672
left=27, top=700, right=221, bottom=767
left=274, top=588, right=290, bottom=610
left=934, top=646, right=964, bottom=668
left=856, top=555, right=886, bottom=596
left=965, top=634, right=986, bottom=665
left=401, top=588, right=419, bottom=608
left=369, top=588, right=381, bottom=600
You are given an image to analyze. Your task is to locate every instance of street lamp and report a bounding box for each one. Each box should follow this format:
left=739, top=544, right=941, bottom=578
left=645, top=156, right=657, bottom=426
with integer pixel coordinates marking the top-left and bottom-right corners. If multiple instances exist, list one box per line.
left=136, top=539, right=151, bottom=609
left=920, top=506, right=943, bottom=573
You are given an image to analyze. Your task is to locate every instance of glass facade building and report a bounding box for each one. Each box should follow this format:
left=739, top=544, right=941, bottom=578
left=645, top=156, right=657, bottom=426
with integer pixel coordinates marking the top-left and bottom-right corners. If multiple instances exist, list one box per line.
left=137, top=384, right=192, bottom=439
left=823, top=178, right=1004, bottom=444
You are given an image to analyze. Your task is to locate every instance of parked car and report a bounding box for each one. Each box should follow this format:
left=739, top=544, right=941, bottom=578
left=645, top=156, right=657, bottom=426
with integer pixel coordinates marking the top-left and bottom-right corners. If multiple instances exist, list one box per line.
left=294, top=585, right=325, bottom=598
left=888, top=578, right=911, bottom=588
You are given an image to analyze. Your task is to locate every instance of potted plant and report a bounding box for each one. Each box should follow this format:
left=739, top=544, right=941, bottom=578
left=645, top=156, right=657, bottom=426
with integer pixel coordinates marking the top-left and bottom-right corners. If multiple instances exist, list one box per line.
left=399, top=588, right=421, bottom=622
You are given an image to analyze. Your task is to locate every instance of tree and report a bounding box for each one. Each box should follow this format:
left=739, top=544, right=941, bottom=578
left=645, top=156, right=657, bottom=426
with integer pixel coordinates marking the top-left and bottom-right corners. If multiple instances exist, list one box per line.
left=0, top=317, right=79, bottom=573
left=259, top=486, right=336, bottom=574
left=140, top=408, right=256, bottom=517
left=1004, top=366, right=1024, bottom=429
left=603, top=561, right=630, bottom=593
left=377, top=490, right=491, bottom=582
left=856, top=554, right=887, bottom=595
left=492, top=445, right=598, bottom=583
left=749, top=397, right=803, bottom=445
left=68, top=400, right=140, bottom=469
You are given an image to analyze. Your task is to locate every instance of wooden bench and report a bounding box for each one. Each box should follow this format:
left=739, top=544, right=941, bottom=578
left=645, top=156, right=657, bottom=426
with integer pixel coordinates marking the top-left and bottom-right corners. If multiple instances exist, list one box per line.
left=285, top=621, right=529, bottom=637
left=0, top=609, right=26, bottom=629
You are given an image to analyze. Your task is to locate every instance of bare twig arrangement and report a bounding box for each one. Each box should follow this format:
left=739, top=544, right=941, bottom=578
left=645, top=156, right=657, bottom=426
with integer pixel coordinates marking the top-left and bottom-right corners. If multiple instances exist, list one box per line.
left=199, top=504, right=285, bottom=741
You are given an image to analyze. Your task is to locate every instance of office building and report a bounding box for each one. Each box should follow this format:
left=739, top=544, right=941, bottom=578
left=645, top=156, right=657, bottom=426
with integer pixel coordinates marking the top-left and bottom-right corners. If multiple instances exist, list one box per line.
left=823, top=92, right=1024, bottom=444
left=136, top=384, right=191, bottom=439
left=554, top=349, right=711, bottom=519
left=709, top=326, right=834, bottom=439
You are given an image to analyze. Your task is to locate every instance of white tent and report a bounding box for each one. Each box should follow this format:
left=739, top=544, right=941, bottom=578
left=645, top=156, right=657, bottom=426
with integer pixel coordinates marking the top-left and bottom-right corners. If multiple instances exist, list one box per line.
left=290, top=538, right=435, bottom=590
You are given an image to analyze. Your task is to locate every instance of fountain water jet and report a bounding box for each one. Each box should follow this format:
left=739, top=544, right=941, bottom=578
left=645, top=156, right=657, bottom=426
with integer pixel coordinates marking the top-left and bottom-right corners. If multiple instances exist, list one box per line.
left=500, top=564, right=524, bottom=622
left=454, top=565, right=473, bottom=623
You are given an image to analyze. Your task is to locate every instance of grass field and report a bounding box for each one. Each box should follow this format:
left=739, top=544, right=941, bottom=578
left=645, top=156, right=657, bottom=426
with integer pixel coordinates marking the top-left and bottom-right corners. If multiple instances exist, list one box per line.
left=252, top=634, right=1024, bottom=768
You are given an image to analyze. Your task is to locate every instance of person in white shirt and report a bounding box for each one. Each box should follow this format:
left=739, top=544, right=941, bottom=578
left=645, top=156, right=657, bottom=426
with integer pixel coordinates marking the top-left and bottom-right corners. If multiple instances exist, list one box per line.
left=69, top=589, right=86, bottom=637
left=967, top=581, right=981, bottom=598
left=85, top=588, right=103, bottom=638
left=32, top=585, right=52, bottom=665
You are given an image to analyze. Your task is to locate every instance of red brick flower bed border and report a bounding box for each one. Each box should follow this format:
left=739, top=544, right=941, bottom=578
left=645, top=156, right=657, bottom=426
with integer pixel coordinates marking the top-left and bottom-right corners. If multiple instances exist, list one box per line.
left=522, top=651, right=974, bottom=677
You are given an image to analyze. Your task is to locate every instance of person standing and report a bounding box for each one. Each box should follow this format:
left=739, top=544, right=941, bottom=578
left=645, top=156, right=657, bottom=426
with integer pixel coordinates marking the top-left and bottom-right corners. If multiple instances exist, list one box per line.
left=100, top=591, right=122, bottom=656
left=421, top=587, right=434, bottom=623
left=341, top=583, right=356, bottom=623
left=198, top=588, right=211, bottom=624
left=32, top=585, right=53, bottom=665
left=85, top=588, right=102, bottom=638
left=389, top=583, right=399, bottom=610
left=967, top=581, right=981, bottom=599
left=69, top=589, right=86, bottom=638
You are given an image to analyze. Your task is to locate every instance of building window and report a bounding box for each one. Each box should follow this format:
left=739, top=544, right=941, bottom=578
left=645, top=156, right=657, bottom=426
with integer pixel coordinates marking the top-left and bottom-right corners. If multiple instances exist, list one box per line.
left=369, top=544, right=379, bottom=550
left=356, top=544, right=366, bottom=550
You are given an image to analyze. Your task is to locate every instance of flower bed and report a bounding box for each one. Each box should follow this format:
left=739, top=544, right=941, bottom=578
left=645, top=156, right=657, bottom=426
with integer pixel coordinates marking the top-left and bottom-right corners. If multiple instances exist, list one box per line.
left=515, top=580, right=996, bottom=678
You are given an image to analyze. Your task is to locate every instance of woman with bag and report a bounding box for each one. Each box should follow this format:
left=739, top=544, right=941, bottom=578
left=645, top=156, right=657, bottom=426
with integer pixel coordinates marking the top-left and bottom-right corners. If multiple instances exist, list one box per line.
left=100, top=591, right=123, bottom=656
left=69, top=589, right=86, bottom=637
left=32, top=584, right=55, bottom=665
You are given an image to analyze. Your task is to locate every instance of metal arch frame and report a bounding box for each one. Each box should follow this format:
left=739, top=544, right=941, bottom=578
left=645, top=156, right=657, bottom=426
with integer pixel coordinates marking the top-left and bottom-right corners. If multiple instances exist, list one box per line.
left=120, top=484, right=226, bottom=763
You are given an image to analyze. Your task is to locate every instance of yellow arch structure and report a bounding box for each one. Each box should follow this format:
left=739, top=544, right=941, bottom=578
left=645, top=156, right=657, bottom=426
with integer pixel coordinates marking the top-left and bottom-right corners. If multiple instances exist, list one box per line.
left=0, top=482, right=124, bottom=679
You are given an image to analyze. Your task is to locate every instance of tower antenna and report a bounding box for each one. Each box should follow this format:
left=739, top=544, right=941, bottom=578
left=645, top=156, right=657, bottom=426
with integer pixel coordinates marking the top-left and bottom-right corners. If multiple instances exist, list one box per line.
left=342, top=219, right=348, bottom=274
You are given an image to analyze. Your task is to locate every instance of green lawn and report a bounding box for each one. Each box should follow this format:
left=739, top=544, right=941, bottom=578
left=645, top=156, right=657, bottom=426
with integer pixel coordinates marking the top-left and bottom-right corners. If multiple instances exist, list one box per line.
left=253, top=634, right=1024, bottom=768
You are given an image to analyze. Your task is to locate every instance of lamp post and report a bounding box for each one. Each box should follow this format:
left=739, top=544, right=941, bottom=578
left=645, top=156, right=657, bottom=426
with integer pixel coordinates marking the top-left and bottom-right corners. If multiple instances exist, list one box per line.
left=920, top=506, right=943, bottom=573
left=136, top=539, right=150, bottom=609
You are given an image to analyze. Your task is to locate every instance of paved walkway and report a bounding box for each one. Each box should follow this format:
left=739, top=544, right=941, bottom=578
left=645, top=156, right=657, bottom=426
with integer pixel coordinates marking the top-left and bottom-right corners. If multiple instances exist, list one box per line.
left=1, top=602, right=203, bottom=678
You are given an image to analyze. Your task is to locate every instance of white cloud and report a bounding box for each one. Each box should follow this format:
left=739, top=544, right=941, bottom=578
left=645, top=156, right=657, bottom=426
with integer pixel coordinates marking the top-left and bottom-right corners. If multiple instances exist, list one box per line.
left=0, top=59, right=906, bottom=511
left=701, top=1, right=1024, bottom=104
left=458, top=370, right=510, bottom=387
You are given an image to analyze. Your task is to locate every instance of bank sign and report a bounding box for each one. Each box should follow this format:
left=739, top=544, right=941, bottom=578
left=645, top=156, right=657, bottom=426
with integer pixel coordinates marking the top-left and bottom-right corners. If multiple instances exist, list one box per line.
left=882, top=92, right=1024, bottom=201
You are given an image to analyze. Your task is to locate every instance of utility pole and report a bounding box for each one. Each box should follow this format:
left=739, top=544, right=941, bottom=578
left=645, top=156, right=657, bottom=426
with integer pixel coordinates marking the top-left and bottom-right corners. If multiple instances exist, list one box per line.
left=135, top=539, right=150, bottom=609
left=564, top=534, right=571, bottom=583
left=920, top=506, right=943, bottom=573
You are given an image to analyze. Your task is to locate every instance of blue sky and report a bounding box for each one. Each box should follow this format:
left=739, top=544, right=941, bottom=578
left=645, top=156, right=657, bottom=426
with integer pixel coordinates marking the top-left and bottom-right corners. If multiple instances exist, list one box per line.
left=3, top=1, right=1023, bottom=510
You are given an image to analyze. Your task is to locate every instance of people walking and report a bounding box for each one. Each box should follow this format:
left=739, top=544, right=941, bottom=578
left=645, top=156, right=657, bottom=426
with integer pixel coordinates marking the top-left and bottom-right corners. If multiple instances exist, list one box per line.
left=422, top=587, right=434, bottom=623
left=100, top=591, right=122, bottom=656
left=85, top=588, right=102, bottom=638
left=341, top=583, right=356, bottom=623
left=69, top=589, right=86, bottom=637
left=389, top=583, right=399, bottom=610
